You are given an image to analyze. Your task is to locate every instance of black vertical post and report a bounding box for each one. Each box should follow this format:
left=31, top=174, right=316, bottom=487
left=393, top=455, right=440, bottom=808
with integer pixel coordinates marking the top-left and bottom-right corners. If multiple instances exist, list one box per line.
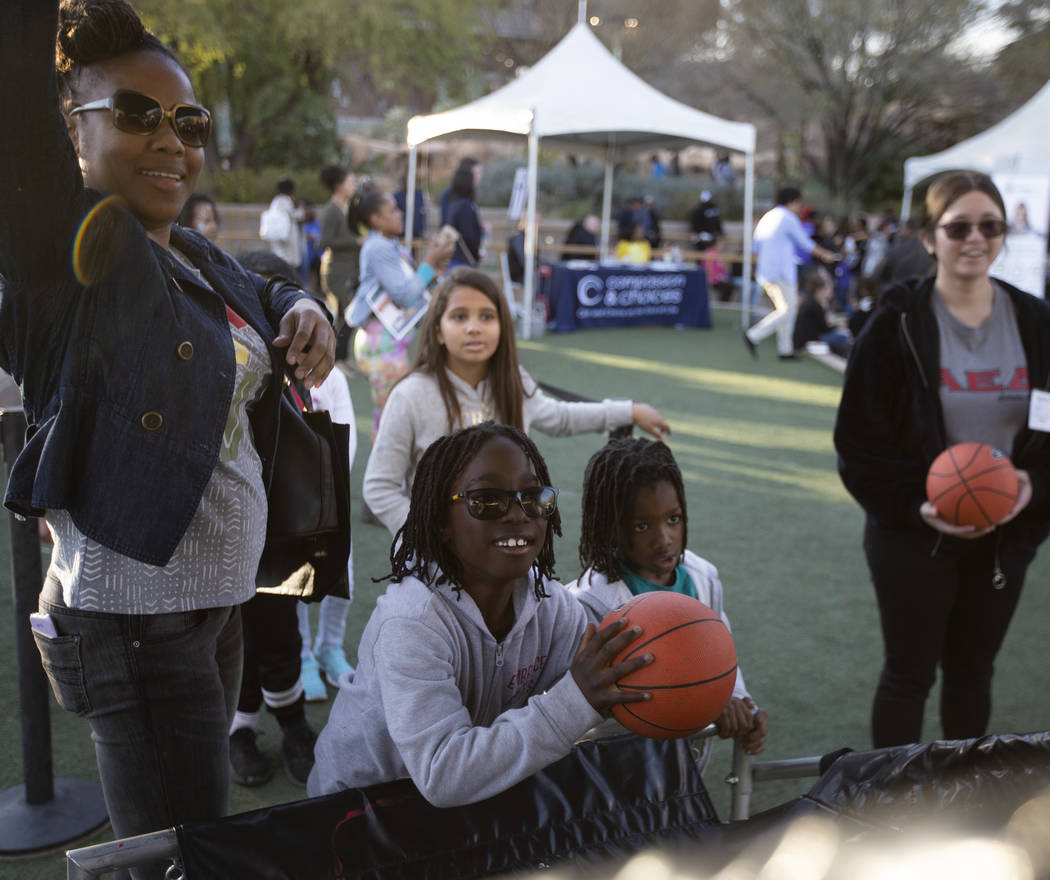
left=1, top=408, right=53, bottom=804
left=0, top=406, right=109, bottom=855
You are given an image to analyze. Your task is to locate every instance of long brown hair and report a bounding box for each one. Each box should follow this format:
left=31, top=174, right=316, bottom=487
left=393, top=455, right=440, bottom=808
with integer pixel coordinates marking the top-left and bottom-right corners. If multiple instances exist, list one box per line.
left=410, top=267, right=527, bottom=432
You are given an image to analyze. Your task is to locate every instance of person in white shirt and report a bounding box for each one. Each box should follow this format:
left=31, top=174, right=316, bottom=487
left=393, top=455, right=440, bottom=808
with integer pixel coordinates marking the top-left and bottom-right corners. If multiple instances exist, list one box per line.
left=743, top=186, right=839, bottom=361
left=259, top=179, right=304, bottom=272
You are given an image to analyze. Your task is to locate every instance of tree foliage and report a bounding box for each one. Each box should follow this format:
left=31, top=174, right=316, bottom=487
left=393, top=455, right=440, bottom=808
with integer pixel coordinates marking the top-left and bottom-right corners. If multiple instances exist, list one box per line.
left=686, top=0, right=999, bottom=206
left=137, top=0, right=489, bottom=171
left=500, top=0, right=716, bottom=68
left=994, top=1, right=1050, bottom=105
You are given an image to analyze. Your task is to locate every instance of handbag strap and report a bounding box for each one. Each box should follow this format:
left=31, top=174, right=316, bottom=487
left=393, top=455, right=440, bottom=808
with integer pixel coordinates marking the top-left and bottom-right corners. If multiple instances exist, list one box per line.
left=284, top=375, right=313, bottom=413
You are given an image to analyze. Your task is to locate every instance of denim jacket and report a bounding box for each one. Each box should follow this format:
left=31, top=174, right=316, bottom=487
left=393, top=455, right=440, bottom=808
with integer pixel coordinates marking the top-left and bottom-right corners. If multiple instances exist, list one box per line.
left=0, top=0, right=310, bottom=565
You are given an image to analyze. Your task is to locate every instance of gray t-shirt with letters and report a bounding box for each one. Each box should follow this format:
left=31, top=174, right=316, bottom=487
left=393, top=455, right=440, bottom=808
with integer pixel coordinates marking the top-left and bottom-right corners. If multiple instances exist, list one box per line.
left=935, top=284, right=1028, bottom=454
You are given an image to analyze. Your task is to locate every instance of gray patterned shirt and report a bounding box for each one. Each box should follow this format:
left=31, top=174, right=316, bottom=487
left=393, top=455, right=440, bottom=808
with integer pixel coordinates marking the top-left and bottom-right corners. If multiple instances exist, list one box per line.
left=45, top=298, right=272, bottom=613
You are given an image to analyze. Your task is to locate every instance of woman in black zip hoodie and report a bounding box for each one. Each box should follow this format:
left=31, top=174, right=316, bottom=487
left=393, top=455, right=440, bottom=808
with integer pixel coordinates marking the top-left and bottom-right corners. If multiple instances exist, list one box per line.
left=834, top=171, right=1050, bottom=748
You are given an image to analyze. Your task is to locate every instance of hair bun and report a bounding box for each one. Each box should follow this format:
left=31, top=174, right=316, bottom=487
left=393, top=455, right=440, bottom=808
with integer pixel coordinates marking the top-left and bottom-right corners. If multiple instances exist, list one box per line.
left=56, top=0, right=149, bottom=73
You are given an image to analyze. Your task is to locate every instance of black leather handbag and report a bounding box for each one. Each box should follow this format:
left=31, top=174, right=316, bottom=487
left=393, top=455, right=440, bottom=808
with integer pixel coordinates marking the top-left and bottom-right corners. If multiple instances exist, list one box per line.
left=256, top=379, right=351, bottom=602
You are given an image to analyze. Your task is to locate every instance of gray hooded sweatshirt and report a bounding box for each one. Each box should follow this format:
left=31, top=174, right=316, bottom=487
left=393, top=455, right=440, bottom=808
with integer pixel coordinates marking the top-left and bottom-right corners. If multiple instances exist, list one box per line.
left=308, top=571, right=601, bottom=807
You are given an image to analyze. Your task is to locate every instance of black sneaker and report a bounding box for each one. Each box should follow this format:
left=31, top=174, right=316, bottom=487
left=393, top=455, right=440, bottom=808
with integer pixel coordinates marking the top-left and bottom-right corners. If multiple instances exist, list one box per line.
left=742, top=332, right=758, bottom=360
left=281, top=717, right=318, bottom=787
left=777, top=353, right=800, bottom=361
left=230, top=728, right=272, bottom=787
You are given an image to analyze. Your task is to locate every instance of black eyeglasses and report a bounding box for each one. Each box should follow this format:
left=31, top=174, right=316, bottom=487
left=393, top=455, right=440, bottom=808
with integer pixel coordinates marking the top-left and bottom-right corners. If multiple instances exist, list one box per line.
left=449, top=486, right=559, bottom=520
left=938, top=219, right=1008, bottom=241
left=71, top=90, right=211, bottom=148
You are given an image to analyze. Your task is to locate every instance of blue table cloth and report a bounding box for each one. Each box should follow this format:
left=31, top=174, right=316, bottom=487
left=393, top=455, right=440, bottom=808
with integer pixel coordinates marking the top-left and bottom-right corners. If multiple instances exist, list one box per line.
left=548, top=262, right=711, bottom=332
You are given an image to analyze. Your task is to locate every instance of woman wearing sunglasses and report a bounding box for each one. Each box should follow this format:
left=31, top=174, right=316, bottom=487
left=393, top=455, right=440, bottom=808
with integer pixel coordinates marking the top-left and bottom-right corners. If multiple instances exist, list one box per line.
left=835, top=170, right=1050, bottom=749
left=0, top=0, right=334, bottom=858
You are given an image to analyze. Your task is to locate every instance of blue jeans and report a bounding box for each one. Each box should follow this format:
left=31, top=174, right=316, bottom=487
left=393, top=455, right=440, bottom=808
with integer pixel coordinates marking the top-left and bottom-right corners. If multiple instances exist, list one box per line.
left=35, top=579, right=242, bottom=878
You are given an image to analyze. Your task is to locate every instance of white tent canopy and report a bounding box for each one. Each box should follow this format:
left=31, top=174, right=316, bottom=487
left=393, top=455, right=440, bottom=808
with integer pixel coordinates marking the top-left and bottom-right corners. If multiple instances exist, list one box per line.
left=901, top=79, right=1050, bottom=218
left=404, top=20, right=757, bottom=337
left=407, top=23, right=755, bottom=155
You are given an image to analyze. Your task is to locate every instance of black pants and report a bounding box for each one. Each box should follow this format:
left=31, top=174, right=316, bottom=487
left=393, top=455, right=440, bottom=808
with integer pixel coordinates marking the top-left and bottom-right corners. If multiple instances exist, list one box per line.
left=864, top=519, right=1040, bottom=748
left=238, top=594, right=303, bottom=724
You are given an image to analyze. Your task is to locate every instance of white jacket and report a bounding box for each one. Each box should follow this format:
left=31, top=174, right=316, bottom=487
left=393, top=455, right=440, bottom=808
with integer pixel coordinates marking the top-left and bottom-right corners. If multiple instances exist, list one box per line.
left=261, top=193, right=301, bottom=268
left=566, top=549, right=751, bottom=773
left=307, top=572, right=601, bottom=806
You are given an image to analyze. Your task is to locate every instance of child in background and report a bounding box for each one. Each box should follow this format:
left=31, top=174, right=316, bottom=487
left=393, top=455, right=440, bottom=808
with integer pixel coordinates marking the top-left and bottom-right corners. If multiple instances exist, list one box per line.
left=568, top=437, right=768, bottom=771
left=300, top=200, right=322, bottom=292
left=227, top=251, right=355, bottom=787
left=792, top=264, right=852, bottom=357
left=178, top=192, right=220, bottom=242
left=309, top=422, right=653, bottom=805
left=362, top=267, right=669, bottom=535
left=298, top=366, right=357, bottom=700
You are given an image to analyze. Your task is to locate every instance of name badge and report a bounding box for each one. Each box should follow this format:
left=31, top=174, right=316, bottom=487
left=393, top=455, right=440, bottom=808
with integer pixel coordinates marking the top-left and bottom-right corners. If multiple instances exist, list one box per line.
left=1028, top=389, right=1050, bottom=432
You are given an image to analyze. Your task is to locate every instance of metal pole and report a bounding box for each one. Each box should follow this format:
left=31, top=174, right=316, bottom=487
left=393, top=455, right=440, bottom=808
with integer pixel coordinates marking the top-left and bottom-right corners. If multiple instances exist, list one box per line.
left=67, top=829, right=179, bottom=880
left=726, top=741, right=754, bottom=821
left=0, top=407, right=109, bottom=855
left=521, top=120, right=539, bottom=339
left=1, top=408, right=51, bottom=805
left=404, top=145, right=418, bottom=253
left=741, top=150, right=755, bottom=329
left=600, top=160, right=614, bottom=262
left=752, top=756, right=824, bottom=782
left=900, top=185, right=913, bottom=222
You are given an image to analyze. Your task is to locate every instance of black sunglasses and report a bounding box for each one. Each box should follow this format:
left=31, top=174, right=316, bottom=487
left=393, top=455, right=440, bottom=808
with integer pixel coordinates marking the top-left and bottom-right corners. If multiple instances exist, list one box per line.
left=938, top=219, right=1007, bottom=241
left=71, top=89, right=211, bottom=148
left=449, top=486, right=559, bottom=520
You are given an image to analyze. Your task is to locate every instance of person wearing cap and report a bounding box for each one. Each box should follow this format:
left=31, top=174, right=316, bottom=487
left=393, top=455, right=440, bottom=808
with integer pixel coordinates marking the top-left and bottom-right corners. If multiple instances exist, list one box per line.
left=690, top=191, right=723, bottom=252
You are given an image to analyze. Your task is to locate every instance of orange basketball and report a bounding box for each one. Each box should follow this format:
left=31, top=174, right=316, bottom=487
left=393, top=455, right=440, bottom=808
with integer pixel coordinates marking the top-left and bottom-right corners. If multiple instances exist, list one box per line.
left=601, top=591, right=737, bottom=740
left=926, top=442, right=1019, bottom=529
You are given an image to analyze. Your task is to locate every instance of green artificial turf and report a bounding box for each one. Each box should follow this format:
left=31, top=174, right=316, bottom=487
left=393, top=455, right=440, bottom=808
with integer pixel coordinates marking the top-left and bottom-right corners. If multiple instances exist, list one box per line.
left=3, top=308, right=1049, bottom=877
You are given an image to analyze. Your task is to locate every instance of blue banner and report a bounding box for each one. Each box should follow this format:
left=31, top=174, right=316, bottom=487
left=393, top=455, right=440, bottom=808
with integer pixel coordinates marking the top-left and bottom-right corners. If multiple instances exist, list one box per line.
left=549, top=263, right=711, bottom=331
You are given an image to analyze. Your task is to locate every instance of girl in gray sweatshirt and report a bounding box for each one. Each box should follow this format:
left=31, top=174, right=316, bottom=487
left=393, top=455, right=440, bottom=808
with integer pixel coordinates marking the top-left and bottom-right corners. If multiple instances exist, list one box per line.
left=363, top=267, right=671, bottom=534
left=309, top=422, right=654, bottom=806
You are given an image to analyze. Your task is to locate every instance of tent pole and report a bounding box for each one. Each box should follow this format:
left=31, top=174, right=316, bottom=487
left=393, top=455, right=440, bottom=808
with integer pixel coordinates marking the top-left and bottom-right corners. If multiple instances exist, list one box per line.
left=900, top=186, right=913, bottom=222
left=601, top=160, right=614, bottom=261
left=741, top=150, right=755, bottom=330
left=404, top=146, right=418, bottom=251
left=522, top=121, right=540, bottom=340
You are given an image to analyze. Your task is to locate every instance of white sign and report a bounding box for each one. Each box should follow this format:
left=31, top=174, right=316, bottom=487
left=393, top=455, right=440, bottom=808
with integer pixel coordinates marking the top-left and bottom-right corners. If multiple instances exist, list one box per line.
left=575, top=272, right=686, bottom=321
left=508, top=168, right=528, bottom=221
left=992, top=173, right=1049, bottom=298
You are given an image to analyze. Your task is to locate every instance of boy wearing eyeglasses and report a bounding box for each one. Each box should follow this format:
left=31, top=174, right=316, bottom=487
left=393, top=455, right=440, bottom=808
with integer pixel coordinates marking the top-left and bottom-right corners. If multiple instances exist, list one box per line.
left=309, top=423, right=652, bottom=806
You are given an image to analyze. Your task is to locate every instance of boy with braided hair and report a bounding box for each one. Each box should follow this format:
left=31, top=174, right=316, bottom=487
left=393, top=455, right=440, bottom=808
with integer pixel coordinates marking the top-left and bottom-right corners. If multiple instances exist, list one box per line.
left=568, top=437, right=768, bottom=771
left=309, top=422, right=653, bottom=805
